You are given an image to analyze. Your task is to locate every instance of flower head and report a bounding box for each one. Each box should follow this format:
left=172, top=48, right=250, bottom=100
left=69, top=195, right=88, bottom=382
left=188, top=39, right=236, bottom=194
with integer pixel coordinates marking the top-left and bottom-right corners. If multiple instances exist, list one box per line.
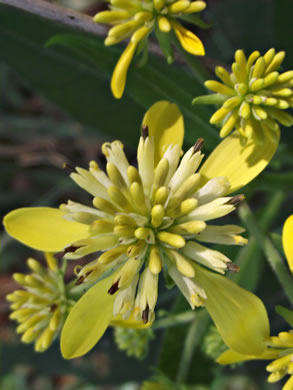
left=94, top=0, right=206, bottom=98
left=193, top=48, right=293, bottom=144
left=6, top=253, right=72, bottom=352
left=4, top=101, right=272, bottom=359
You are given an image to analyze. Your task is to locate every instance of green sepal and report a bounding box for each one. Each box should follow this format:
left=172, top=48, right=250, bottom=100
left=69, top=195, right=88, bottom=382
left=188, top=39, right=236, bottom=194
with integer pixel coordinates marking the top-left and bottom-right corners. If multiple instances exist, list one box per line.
left=192, top=93, right=227, bottom=105
left=180, top=14, right=212, bottom=29
left=163, top=268, right=176, bottom=289
left=154, top=23, right=174, bottom=65
left=276, top=305, right=293, bottom=327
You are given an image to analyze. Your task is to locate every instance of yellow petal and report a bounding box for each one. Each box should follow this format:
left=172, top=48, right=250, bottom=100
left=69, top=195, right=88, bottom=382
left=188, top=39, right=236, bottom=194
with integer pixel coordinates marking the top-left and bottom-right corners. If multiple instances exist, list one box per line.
left=110, top=313, right=153, bottom=329
left=172, top=21, right=205, bottom=56
left=283, top=215, right=293, bottom=273
left=194, top=264, right=270, bottom=355
left=61, top=275, right=115, bottom=359
left=3, top=207, right=89, bottom=252
left=111, top=41, right=137, bottom=99
left=217, top=347, right=281, bottom=365
left=199, top=129, right=280, bottom=194
left=142, top=101, right=184, bottom=164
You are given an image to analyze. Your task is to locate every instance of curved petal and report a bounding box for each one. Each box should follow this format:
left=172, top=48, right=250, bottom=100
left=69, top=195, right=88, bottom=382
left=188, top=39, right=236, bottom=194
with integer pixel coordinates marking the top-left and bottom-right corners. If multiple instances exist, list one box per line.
left=217, top=347, right=281, bottom=365
left=3, top=207, right=89, bottom=252
left=61, top=275, right=115, bottom=359
left=194, top=264, right=270, bottom=355
left=110, top=313, right=153, bottom=329
left=283, top=215, right=293, bottom=273
left=142, top=101, right=184, bottom=164
left=199, top=130, right=280, bottom=194
left=172, top=21, right=205, bottom=56
left=111, top=41, right=137, bottom=99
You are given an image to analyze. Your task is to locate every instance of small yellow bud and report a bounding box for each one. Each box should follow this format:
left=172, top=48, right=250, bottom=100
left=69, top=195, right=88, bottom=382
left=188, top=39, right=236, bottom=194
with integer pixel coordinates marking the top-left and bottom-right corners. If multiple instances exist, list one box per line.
left=151, top=205, right=165, bottom=228
left=158, top=16, right=171, bottom=32
left=149, top=247, right=162, bottom=274
left=98, top=246, right=127, bottom=264
left=205, top=80, right=235, bottom=96
left=168, top=0, right=190, bottom=14
left=210, top=107, right=230, bottom=124
left=154, top=186, right=169, bottom=205
left=93, top=196, right=118, bottom=214
left=94, top=10, right=130, bottom=23
left=184, top=1, right=206, bottom=13
left=157, top=231, right=185, bottom=248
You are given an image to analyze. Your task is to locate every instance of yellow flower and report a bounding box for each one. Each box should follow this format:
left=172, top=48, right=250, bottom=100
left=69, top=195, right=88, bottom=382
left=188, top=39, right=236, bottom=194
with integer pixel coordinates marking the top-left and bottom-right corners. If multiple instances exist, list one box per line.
left=217, top=216, right=293, bottom=390
left=218, top=331, right=293, bottom=390
left=3, top=101, right=274, bottom=359
left=193, top=48, right=293, bottom=144
left=283, top=215, right=293, bottom=273
left=6, top=253, right=71, bottom=352
left=94, top=0, right=206, bottom=98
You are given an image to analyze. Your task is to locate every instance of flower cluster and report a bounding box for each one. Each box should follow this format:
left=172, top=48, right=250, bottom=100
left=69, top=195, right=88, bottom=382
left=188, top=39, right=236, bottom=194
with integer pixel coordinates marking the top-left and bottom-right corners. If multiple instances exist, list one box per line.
left=193, top=48, right=293, bottom=144
left=4, top=102, right=272, bottom=359
left=219, top=330, right=293, bottom=390
left=6, top=254, right=72, bottom=352
left=94, top=0, right=206, bottom=98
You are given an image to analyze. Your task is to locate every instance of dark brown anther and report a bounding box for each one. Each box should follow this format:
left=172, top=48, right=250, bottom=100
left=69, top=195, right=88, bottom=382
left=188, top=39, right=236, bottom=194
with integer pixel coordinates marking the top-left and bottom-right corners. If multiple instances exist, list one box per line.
left=227, top=263, right=240, bottom=272
left=75, top=276, right=85, bottom=285
left=62, top=162, right=76, bottom=174
left=62, top=245, right=83, bottom=255
left=108, top=280, right=120, bottom=295
left=226, top=194, right=245, bottom=206
left=142, top=304, right=150, bottom=324
left=50, top=304, right=58, bottom=312
left=193, top=138, right=204, bottom=154
left=141, top=125, right=149, bottom=139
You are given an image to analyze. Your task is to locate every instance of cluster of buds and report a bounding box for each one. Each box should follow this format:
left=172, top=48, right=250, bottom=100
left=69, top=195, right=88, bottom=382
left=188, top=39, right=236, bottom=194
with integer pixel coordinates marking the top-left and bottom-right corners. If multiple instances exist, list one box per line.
left=114, top=326, right=154, bottom=358
left=6, top=254, right=73, bottom=352
left=94, top=0, right=206, bottom=98
left=193, top=48, right=293, bottom=144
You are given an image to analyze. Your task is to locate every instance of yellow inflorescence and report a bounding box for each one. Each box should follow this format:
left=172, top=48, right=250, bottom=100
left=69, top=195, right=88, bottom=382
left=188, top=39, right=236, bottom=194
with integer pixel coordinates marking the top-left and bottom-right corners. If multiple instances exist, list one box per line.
left=194, top=48, right=293, bottom=144
left=60, top=132, right=247, bottom=324
left=94, top=0, right=206, bottom=98
left=7, top=254, right=72, bottom=352
left=266, top=332, right=293, bottom=389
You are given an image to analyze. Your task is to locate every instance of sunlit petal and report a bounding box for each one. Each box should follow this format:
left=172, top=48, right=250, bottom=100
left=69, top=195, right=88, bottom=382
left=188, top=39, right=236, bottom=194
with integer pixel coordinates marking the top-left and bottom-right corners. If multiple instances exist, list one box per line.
left=142, top=101, right=184, bottom=164
left=199, top=130, right=279, bottom=194
left=61, top=275, right=115, bottom=359
left=194, top=264, right=270, bottom=354
left=283, top=215, right=293, bottom=273
left=3, top=207, right=89, bottom=252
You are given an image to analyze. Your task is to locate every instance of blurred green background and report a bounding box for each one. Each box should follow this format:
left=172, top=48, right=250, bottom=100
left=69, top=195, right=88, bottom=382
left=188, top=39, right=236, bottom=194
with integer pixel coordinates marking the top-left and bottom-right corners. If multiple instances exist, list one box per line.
left=0, top=0, right=292, bottom=389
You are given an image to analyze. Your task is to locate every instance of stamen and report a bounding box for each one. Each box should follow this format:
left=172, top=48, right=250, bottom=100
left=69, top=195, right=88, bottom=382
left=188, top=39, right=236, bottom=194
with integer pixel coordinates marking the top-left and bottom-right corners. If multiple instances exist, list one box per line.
left=227, top=262, right=240, bottom=272
left=62, top=162, right=76, bottom=174
left=193, top=138, right=204, bottom=153
left=141, top=125, right=149, bottom=139
left=142, top=304, right=149, bottom=324
left=108, top=280, right=120, bottom=295
left=56, top=245, right=83, bottom=259
left=226, top=194, right=245, bottom=206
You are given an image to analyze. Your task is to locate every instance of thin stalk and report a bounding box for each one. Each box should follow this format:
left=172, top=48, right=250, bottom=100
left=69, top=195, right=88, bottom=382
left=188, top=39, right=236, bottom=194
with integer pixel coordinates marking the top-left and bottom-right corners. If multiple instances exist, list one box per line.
left=238, top=201, right=293, bottom=305
left=176, top=310, right=210, bottom=385
left=153, top=311, right=196, bottom=330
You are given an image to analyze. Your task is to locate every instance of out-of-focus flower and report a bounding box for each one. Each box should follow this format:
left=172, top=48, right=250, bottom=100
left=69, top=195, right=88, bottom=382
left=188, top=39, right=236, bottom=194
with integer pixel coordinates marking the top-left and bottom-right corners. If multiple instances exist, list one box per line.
left=6, top=253, right=72, bottom=352
left=94, top=0, right=206, bottom=98
left=218, top=331, right=293, bottom=390
left=193, top=48, right=293, bottom=144
left=4, top=101, right=273, bottom=359
left=283, top=215, right=293, bottom=273
left=114, top=326, right=154, bottom=358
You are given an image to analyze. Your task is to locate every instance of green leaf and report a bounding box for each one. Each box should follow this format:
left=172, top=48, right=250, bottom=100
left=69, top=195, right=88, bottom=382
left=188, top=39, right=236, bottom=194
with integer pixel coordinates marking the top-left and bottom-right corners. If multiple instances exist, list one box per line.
left=180, top=14, right=212, bottom=29
left=275, top=305, right=293, bottom=327
left=0, top=3, right=218, bottom=149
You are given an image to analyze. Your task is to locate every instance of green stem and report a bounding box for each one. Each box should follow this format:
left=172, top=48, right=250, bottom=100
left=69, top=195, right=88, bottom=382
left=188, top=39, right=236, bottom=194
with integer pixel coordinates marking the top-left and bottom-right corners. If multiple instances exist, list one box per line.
left=238, top=201, right=293, bottom=305
left=175, top=310, right=210, bottom=385
left=232, top=191, right=285, bottom=290
left=153, top=311, right=196, bottom=330
left=172, top=37, right=209, bottom=83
